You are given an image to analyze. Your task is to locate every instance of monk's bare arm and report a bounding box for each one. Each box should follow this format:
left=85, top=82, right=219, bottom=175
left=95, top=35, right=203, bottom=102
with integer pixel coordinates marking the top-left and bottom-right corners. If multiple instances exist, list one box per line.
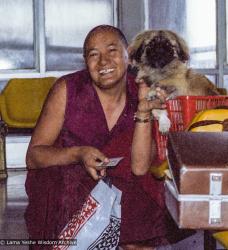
left=131, top=82, right=166, bottom=175
left=26, top=79, right=107, bottom=175
left=26, top=79, right=77, bottom=168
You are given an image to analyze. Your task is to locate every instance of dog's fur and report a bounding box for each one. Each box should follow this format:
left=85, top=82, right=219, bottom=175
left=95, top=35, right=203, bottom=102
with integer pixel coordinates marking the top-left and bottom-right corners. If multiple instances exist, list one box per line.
left=128, top=30, right=219, bottom=132
left=128, top=29, right=219, bottom=97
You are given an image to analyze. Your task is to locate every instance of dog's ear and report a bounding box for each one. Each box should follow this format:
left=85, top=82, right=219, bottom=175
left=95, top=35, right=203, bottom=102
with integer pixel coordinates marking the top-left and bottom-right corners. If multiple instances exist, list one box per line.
left=176, top=40, right=189, bottom=62
left=128, top=43, right=144, bottom=63
left=128, top=31, right=150, bottom=63
left=171, top=31, right=190, bottom=62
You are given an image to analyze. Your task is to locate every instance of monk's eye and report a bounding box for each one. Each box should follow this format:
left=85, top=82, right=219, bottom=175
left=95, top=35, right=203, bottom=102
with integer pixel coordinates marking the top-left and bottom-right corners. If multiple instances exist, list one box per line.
left=109, top=47, right=117, bottom=53
left=88, top=51, right=99, bottom=58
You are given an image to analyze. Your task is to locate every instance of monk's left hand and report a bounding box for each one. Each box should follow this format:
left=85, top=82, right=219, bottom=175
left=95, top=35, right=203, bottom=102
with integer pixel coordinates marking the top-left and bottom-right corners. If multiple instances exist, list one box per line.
left=137, top=79, right=167, bottom=114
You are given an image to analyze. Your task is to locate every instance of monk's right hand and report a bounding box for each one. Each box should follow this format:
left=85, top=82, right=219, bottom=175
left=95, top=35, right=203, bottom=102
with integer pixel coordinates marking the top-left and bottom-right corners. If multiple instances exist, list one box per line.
left=78, top=146, right=109, bottom=180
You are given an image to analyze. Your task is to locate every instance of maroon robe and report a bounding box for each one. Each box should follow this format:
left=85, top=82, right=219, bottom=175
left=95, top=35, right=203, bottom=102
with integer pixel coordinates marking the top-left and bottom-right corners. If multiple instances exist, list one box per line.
left=25, top=69, right=194, bottom=249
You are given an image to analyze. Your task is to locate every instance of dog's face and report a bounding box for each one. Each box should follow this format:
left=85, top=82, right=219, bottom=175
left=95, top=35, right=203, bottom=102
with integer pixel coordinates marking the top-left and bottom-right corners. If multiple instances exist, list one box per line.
left=128, top=30, right=189, bottom=72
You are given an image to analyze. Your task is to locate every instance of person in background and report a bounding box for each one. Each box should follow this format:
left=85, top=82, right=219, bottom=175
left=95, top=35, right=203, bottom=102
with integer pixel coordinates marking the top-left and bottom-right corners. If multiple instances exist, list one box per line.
left=25, top=25, right=193, bottom=250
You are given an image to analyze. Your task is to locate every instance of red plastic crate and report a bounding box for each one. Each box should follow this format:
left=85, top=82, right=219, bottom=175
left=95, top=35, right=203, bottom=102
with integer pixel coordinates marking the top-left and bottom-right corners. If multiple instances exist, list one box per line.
left=155, top=95, right=228, bottom=161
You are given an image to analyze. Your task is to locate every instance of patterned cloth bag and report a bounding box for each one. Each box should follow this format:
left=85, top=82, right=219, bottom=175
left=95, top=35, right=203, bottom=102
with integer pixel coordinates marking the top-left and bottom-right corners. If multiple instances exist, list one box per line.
left=53, top=179, right=122, bottom=250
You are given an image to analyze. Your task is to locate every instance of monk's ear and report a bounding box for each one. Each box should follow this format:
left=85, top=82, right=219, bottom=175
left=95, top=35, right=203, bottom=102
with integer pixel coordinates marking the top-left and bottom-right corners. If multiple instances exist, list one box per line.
left=127, top=46, right=133, bottom=64
left=127, top=45, right=133, bottom=55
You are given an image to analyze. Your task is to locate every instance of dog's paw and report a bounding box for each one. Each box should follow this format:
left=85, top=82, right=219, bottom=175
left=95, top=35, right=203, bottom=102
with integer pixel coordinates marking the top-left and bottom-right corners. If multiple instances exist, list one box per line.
left=152, top=109, right=171, bottom=133
left=158, top=85, right=178, bottom=101
left=158, top=115, right=171, bottom=133
left=147, top=89, right=157, bottom=100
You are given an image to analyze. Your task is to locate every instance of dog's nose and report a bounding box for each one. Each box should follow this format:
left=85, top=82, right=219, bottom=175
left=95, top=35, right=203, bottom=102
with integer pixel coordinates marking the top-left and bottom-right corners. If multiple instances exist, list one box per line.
left=146, top=36, right=176, bottom=68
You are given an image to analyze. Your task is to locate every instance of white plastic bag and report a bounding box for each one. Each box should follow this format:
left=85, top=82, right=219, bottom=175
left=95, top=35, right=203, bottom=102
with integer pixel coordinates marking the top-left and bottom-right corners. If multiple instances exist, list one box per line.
left=53, top=179, right=122, bottom=250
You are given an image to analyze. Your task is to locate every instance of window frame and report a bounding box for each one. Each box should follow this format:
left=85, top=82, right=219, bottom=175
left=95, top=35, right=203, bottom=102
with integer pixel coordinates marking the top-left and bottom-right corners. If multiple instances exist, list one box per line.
left=1, top=0, right=227, bottom=91
left=217, top=0, right=226, bottom=88
left=192, top=0, right=226, bottom=89
left=0, top=0, right=118, bottom=80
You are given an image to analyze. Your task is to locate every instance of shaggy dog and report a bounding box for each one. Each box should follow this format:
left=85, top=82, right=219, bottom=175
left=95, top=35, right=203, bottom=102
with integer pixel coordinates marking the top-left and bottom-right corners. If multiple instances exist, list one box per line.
left=128, top=30, right=219, bottom=132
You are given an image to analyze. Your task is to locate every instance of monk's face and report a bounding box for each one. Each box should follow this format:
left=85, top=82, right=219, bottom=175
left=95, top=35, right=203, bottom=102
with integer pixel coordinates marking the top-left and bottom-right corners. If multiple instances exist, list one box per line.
left=84, top=30, right=128, bottom=90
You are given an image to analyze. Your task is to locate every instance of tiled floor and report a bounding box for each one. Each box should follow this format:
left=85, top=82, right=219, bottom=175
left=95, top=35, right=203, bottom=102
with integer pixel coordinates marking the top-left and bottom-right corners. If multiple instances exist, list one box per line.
left=0, top=171, right=224, bottom=250
left=0, top=171, right=28, bottom=249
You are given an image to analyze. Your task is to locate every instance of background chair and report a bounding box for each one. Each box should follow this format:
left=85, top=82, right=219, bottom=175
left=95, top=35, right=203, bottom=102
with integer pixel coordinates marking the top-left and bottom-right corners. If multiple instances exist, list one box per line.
left=0, top=77, right=56, bottom=179
left=213, top=231, right=228, bottom=249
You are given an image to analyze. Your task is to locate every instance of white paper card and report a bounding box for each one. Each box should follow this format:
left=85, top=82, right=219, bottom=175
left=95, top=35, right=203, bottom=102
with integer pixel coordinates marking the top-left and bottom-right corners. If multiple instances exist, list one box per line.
left=97, top=157, right=124, bottom=168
